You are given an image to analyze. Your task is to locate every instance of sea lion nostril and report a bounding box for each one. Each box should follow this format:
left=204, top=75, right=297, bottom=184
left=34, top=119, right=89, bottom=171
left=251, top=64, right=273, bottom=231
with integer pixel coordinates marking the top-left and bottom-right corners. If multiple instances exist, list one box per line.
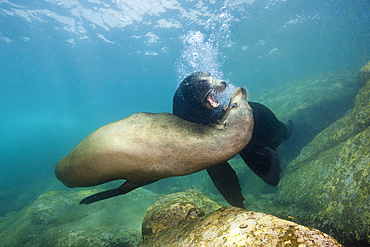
left=221, top=80, right=227, bottom=87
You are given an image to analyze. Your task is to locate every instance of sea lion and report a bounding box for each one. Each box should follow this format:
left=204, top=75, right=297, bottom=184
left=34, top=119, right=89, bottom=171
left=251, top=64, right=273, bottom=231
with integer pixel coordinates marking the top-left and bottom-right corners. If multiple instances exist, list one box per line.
left=55, top=87, right=254, bottom=204
left=173, top=71, right=293, bottom=208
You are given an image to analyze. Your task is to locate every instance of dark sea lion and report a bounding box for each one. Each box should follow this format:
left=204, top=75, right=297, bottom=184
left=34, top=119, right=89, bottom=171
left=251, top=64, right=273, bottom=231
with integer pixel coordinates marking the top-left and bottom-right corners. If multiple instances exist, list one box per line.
left=55, top=87, right=254, bottom=205
left=173, top=71, right=293, bottom=208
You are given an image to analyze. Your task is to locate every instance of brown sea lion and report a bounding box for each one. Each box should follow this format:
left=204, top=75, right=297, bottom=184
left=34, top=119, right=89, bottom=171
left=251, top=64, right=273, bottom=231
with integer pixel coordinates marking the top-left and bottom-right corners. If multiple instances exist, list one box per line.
left=55, top=87, right=254, bottom=204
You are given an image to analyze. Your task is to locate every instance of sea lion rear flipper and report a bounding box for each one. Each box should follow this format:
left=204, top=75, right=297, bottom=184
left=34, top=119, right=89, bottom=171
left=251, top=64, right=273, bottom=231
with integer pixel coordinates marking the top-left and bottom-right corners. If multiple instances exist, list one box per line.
left=206, top=162, right=246, bottom=209
left=79, top=180, right=156, bottom=205
left=239, top=141, right=282, bottom=186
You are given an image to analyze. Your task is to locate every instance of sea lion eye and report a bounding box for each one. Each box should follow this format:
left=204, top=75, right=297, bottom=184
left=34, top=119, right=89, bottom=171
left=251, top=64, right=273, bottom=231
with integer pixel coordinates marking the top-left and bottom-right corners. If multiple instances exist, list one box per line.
left=230, top=103, right=238, bottom=109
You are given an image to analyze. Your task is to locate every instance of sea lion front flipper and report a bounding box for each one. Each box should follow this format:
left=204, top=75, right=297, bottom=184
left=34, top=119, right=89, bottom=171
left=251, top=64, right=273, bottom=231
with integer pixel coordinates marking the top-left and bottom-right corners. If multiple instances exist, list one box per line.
left=206, top=162, right=246, bottom=209
left=239, top=141, right=282, bottom=186
left=79, top=180, right=157, bottom=205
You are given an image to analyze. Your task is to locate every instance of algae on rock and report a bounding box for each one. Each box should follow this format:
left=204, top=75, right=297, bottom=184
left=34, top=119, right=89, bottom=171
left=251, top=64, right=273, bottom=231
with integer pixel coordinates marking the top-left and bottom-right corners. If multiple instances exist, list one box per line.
left=142, top=189, right=221, bottom=241
left=358, top=60, right=370, bottom=88
left=252, top=71, right=358, bottom=161
left=0, top=188, right=160, bottom=247
left=276, top=61, right=370, bottom=246
left=141, top=189, right=343, bottom=247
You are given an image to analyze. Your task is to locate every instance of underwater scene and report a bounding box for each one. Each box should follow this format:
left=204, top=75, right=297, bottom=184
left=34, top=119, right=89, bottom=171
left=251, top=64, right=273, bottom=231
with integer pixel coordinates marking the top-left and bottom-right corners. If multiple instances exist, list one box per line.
left=0, top=0, right=370, bottom=246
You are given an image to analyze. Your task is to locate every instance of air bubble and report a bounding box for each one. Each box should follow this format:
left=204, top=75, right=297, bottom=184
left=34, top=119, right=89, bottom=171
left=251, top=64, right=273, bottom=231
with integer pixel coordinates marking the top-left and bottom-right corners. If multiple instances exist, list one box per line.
left=176, top=6, right=233, bottom=83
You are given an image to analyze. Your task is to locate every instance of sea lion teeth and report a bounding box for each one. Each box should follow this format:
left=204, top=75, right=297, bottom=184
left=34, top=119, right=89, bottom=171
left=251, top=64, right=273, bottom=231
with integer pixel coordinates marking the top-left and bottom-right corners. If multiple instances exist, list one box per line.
left=206, top=95, right=220, bottom=109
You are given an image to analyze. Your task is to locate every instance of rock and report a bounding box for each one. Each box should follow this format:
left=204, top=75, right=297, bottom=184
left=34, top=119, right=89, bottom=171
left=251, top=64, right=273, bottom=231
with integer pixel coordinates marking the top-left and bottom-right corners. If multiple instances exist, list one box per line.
left=142, top=188, right=222, bottom=240
left=0, top=176, right=66, bottom=217
left=0, top=188, right=160, bottom=247
left=141, top=191, right=343, bottom=247
left=253, top=71, right=358, bottom=161
left=276, top=61, right=370, bottom=246
left=358, top=60, right=370, bottom=88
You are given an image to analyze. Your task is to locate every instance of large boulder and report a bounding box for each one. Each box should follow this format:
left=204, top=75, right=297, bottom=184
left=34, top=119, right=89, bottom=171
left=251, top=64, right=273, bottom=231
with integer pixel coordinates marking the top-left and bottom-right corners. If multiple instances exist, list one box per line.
left=141, top=189, right=343, bottom=247
left=276, top=61, right=370, bottom=246
left=0, top=188, right=159, bottom=247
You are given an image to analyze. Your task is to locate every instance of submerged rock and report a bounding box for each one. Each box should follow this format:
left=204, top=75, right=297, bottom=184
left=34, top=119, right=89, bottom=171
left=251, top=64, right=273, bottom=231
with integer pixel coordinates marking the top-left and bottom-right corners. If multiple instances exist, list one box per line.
left=253, top=71, right=358, bottom=161
left=142, top=188, right=222, bottom=241
left=0, top=188, right=159, bottom=247
left=358, top=60, right=370, bottom=88
left=141, top=190, right=343, bottom=247
left=276, top=61, right=370, bottom=246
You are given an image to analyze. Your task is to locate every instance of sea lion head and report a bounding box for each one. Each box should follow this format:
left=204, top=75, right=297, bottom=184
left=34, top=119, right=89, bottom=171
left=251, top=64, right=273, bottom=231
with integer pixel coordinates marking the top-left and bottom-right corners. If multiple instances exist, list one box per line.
left=220, top=87, right=253, bottom=128
left=173, top=71, right=227, bottom=125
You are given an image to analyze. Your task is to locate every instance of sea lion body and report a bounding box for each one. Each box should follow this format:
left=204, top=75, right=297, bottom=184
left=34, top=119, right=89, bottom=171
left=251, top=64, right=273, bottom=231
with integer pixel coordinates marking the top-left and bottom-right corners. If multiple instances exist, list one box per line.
left=55, top=87, right=253, bottom=203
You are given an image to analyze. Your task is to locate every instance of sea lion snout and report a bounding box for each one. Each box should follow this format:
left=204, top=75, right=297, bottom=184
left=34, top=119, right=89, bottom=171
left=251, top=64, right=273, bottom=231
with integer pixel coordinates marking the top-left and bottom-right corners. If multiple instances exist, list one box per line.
left=211, top=79, right=227, bottom=93
left=231, top=87, right=247, bottom=98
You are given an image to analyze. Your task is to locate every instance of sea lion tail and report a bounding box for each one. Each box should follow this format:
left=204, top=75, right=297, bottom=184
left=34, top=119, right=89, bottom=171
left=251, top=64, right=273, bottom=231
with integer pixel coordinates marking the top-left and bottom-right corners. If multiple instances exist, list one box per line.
left=79, top=180, right=155, bottom=205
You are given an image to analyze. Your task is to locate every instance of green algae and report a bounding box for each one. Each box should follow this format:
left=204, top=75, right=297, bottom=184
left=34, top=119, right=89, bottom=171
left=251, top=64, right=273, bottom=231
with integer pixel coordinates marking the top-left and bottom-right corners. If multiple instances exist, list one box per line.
left=276, top=61, right=370, bottom=246
left=358, top=60, right=370, bottom=88
left=0, top=188, right=160, bottom=247
left=141, top=201, right=343, bottom=247
left=253, top=71, right=357, bottom=122
left=256, top=71, right=357, bottom=161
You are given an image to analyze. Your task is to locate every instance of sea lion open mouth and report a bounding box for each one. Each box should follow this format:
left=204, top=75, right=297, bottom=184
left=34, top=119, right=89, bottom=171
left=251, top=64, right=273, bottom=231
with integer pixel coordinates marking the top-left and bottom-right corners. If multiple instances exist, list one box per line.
left=202, top=80, right=227, bottom=110
left=204, top=91, right=220, bottom=110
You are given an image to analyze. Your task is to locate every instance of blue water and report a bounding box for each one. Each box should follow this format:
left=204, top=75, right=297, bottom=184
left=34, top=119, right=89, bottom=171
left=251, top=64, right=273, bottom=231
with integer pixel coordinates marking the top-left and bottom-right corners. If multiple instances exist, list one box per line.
left=0, top=0, right=369, bottom=215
